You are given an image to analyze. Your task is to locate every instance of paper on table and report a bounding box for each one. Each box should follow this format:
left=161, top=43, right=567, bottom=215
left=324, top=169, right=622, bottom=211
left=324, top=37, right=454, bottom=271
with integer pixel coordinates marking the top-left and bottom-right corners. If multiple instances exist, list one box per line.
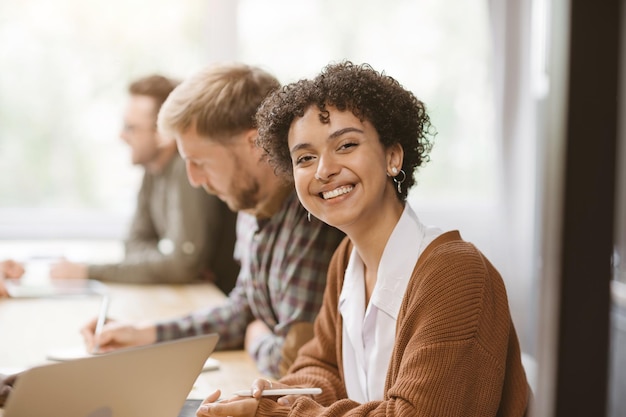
left=5, top=279, right=108, bottom=298
left=46, top=346, right=220, bottom=371
left=46, top=346, right=96, bottom=362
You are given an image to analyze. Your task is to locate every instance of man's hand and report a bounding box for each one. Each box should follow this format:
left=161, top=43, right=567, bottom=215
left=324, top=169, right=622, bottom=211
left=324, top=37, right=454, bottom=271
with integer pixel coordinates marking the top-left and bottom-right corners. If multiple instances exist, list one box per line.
left=244, top=319, right=272, bottom=356
left=1, top=259, right=25, bottom=297
left=81, top=317, right=158, bottom=353
left=1, top=260, right=25, bottom=279
left=49, top=259, right=88, bottom=279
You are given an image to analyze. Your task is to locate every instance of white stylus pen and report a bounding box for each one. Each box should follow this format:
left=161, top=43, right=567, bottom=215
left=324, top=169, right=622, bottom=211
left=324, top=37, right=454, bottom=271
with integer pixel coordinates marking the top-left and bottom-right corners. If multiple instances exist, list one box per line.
left=232, top=388, right=322, bottom=397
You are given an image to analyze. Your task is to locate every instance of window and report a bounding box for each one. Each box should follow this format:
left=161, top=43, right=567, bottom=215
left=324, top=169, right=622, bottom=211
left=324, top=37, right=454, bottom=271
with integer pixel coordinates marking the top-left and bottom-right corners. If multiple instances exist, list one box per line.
left=1, top=0, right=495, bottom=239
left=238, top=0, right=496, bottom=206
left=0, top=0, right=209, bottom=238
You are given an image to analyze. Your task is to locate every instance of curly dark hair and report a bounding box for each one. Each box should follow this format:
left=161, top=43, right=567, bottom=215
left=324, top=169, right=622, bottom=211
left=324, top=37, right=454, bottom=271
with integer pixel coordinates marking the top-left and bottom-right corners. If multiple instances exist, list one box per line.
left=256, top=61, right=435, bottom=201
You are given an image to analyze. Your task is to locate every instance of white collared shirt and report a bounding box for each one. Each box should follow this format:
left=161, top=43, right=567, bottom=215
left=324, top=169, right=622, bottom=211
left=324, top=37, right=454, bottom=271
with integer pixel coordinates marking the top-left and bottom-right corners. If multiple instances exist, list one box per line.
left=339, top=205, right=443, bottom=402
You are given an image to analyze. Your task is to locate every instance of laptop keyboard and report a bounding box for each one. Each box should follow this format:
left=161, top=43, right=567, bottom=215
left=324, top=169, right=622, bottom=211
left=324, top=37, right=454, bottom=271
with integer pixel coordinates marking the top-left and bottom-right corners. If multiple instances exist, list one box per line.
left=178, top=399, right=203, bottom=417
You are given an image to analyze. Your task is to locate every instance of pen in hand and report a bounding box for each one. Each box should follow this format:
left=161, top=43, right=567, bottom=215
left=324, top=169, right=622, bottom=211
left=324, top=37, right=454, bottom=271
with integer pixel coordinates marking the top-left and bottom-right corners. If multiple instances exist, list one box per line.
left=232, top=388, right=322, bottom=397
left=92, top=295, right=110, bottom=354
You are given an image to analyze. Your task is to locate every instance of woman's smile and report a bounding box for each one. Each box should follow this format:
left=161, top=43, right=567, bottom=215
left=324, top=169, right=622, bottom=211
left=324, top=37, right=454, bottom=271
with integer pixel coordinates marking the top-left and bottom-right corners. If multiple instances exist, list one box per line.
left=320, top=185, right=354, bottom=200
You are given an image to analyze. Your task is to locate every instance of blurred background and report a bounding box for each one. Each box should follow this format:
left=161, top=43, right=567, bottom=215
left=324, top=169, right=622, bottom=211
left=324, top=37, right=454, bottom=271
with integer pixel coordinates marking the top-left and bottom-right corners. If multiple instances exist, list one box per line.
left=0, top=1, right=623, bottom=415
left=0, top=0, right=497, bottom=238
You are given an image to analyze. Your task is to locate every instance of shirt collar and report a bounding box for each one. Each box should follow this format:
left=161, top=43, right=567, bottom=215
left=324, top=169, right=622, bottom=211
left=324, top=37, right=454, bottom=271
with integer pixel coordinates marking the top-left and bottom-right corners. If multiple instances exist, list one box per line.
left=338, top=205, right=441, bottom=318
left=370, top=205, right=426, bottom=318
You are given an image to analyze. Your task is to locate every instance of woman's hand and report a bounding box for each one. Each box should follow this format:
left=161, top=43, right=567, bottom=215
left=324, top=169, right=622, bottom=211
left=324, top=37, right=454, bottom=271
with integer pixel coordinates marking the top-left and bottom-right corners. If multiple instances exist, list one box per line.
left=196, top=378, right=317, bottom=416
left=195, top=389, right=259, bottom=417
left=0, top=372, right=19, bottom=407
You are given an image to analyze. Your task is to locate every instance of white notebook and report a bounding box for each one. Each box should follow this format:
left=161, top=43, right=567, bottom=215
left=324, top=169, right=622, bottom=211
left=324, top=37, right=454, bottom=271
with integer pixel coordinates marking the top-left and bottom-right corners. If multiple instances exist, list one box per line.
left=4, top=278, right=108, bottom=298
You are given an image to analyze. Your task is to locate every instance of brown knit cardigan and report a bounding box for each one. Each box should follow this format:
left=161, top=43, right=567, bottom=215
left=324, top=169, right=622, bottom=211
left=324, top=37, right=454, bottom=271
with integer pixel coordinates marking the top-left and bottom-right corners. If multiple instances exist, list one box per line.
left=258, top=231, right=530, bottom=416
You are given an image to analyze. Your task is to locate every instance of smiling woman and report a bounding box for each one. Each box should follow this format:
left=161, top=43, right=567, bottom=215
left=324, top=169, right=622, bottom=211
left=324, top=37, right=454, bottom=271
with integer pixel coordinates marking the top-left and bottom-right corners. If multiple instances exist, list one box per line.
left=195, top=60, right=530, bottom=417
left=288, top=108, right=401, bottom=234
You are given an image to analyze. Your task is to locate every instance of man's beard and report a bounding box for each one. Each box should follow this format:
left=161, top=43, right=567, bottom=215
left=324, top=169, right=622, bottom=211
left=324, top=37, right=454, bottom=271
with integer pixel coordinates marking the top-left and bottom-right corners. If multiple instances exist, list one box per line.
left=227, top=175, right=260, bottom=213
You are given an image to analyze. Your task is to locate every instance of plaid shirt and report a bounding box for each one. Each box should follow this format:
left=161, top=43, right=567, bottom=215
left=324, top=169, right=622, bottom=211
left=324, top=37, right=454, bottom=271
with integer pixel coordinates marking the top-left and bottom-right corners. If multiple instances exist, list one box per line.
left=156, top=191, right=344, bottom=377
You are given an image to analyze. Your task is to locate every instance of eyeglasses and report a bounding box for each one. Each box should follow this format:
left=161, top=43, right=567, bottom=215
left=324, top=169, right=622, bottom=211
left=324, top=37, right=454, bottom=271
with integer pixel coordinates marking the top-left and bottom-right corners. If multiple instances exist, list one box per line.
left=122, top=123, right=157, bottom=134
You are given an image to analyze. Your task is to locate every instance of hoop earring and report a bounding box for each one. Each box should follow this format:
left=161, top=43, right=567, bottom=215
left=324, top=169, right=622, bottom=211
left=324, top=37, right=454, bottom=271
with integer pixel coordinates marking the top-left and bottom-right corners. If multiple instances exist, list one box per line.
left=307, top=211, right=311, bottom=222
left=393, top=169, right=406, bottom=194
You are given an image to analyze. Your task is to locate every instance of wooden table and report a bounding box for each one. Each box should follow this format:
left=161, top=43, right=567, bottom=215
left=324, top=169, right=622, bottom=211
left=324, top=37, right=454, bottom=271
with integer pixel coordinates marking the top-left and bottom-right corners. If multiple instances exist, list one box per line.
left=0, top=281, right=263, bottom=413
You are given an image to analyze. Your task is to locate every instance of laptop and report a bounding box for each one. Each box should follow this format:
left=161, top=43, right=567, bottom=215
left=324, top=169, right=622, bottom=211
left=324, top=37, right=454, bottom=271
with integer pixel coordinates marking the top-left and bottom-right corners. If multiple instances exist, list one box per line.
left=2, top=334, right=219, bottom=417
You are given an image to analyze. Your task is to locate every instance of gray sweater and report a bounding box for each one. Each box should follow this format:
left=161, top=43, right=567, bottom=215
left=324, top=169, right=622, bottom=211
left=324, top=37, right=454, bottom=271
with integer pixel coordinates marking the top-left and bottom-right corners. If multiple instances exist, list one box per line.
left=88, top=154, right=239, bottom=293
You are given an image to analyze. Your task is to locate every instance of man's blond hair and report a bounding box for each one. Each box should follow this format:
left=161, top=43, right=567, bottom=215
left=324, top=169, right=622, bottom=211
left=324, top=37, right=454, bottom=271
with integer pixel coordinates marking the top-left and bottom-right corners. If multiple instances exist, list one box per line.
left=158, top=63, right=280, bottom=142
